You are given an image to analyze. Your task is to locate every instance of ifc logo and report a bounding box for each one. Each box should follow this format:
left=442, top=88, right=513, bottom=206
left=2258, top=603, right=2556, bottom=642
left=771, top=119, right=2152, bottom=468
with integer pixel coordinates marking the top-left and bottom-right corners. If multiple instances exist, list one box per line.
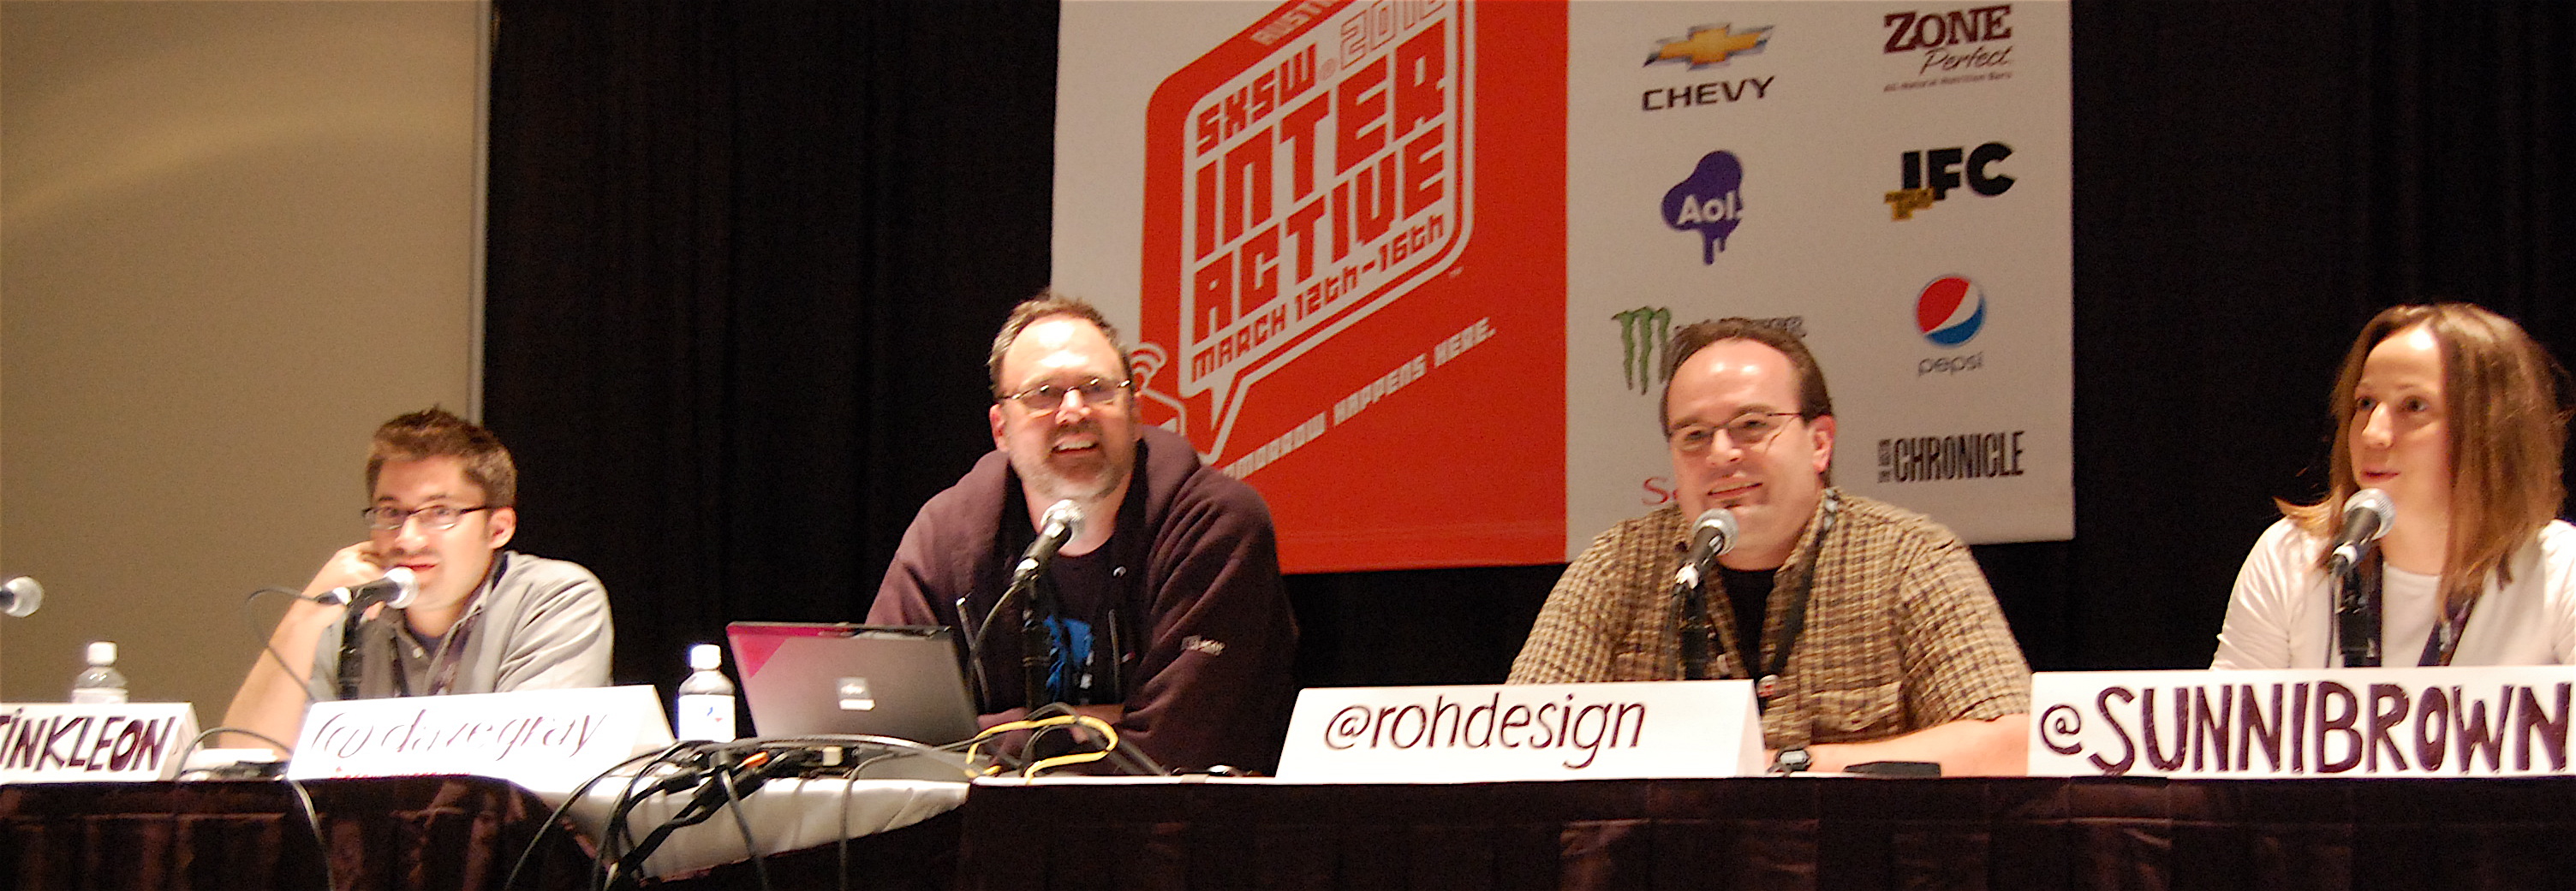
left=1914, top=276, right=1985, bottom=347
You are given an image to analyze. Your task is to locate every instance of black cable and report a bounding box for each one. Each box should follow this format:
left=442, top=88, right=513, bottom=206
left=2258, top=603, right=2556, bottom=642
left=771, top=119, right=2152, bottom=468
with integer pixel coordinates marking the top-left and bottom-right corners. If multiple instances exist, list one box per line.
left=193, top=727, right=334, bottom=891
left=500, top=741, right=694, bottom=891
left=597, top=742, right=716, bottom=890
left=713, top=754, right=775, bottom=891
left=240, top=585, right=337, bottom=710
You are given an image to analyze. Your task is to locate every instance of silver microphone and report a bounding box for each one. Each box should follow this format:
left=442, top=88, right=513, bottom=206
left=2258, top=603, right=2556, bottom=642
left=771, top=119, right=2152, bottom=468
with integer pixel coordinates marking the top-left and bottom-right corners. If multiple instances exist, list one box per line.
left=1015, top=500, right=1085, bottom=580
left=318, top=567, right=418, bottom=609
left=1, top=576, right=43, bottom=618
left=2328, top=489, right=2396, bottom=577
left=1672, top=508, right=1740, bottom=589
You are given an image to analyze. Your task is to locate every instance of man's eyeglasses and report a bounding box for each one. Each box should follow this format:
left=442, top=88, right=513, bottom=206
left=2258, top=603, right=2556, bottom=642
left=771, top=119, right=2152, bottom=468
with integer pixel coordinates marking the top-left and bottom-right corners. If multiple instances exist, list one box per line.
left=364, top=504, right=494, bottom=532
left=1667, top=412, right=1806, bottom=454
left=999, top=377, right=1130, bottom=413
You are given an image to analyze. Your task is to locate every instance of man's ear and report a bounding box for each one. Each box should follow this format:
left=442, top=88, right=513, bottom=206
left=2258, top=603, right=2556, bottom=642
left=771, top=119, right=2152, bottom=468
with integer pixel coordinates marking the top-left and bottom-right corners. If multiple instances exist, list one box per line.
left=1807, top=414, right=1836, bottom=477
left=989, top=403, right=1007, bottom=448
left=486, top=506, right=518, bottom=550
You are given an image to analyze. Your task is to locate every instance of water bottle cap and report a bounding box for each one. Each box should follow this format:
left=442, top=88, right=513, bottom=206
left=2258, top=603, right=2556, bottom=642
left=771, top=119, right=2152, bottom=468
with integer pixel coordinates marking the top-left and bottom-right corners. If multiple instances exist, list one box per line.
left=689, top=643, right=722, bottom=671
left=86, top=641, right=116, bottom=665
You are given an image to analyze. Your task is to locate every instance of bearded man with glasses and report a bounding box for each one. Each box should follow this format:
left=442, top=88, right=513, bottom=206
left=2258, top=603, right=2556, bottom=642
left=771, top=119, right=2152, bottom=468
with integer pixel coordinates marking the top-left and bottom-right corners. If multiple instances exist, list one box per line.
left=869, top=292, right=1297, bottom=773
left=221, top=407, right=612, bottom=753
left=1510, top=318, right=2031, bottom=775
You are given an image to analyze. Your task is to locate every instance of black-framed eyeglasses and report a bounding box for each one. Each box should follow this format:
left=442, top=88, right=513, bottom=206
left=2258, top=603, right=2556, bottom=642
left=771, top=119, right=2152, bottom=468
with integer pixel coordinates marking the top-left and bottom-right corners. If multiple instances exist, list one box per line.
left=1667, top=412, right=1806, bottom=454
left=998, top=377, right=1130, bottom=413
left=364, top=504, right=493, bottom=532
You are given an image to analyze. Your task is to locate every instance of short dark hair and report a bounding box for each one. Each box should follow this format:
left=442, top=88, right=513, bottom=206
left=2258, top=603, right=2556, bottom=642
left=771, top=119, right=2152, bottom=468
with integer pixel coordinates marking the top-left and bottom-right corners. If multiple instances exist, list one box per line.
left=987, top=289, right=1136, bottom=396
left=1659, top=318, right=1834, bottom=429
left=367, top=407, right=516, bottom=506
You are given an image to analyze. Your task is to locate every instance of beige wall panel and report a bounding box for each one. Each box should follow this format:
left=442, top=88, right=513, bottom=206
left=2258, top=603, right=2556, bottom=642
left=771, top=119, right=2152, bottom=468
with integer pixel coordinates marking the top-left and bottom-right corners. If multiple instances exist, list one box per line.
left=2, top=1, right=486, bottom=717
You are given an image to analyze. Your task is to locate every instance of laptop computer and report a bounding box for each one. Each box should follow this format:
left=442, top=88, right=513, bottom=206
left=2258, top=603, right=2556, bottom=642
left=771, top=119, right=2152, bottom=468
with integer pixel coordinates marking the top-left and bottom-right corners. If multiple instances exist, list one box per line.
left=724, top=622, right=982, bottom=746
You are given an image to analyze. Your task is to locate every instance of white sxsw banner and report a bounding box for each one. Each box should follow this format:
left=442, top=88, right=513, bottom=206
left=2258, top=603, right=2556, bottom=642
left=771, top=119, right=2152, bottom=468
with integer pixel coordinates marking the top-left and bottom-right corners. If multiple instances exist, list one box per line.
left=288, top=685, right=674, bottom=793
left=0, top=702, right=199, bottom=783
left=1058, top=2, right=2074, bottom=571
left=2030, top=668, right=2576, bottom=779
left=1277, top=680, right=1763, bottom=782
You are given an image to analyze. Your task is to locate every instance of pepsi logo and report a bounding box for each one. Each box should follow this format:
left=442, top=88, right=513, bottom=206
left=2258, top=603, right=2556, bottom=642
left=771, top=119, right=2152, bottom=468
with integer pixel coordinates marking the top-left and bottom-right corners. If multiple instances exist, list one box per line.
left=1915, top=276, right=1985, bottom=347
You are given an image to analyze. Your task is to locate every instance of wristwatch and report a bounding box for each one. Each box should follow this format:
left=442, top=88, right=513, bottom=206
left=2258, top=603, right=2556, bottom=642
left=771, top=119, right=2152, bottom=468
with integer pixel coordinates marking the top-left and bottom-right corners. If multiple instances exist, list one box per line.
left=1771, top=746, right=1811, bottom=775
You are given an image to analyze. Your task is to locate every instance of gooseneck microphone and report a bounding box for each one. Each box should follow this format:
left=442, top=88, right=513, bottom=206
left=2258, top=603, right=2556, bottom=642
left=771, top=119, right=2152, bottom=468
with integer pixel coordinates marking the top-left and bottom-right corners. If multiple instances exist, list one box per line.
left=2327, top=489, right=2395, bottom=578
left=1015, top=501, right=1084, bottom=709
left=1011, top=501, right=1084, bottom=588
left=317, top=567, right=419, bottom=609
left=1673, top=508, right=1740, bottom=590
left=327, top=567, right=418, bottom=700
left=2, top=576, right=44, bottom=618
left=1673, top=508, right=1738, bottom=680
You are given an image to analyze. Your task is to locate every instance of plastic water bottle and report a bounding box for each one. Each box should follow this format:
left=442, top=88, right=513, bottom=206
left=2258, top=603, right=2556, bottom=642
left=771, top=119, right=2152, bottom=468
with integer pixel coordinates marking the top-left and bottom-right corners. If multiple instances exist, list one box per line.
left=675, top=644, right=738, bottom=741
left=70, top=641, right=128, bottom=704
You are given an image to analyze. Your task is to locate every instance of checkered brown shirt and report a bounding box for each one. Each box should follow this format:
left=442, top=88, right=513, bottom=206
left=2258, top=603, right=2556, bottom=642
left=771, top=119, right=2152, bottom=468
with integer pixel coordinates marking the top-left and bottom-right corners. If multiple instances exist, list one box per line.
left=1509, top=491, right=2030, bottom=750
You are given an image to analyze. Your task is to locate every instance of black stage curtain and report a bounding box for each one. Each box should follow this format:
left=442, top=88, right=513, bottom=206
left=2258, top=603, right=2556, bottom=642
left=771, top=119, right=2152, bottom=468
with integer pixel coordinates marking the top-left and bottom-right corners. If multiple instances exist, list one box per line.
left=484, top=1, right=2576, bottom=703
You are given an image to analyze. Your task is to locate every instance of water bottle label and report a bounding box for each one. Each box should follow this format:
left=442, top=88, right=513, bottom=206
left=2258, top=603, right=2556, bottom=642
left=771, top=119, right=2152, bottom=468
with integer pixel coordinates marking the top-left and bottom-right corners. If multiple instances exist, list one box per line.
left=677, top=693, right=736, bottom=741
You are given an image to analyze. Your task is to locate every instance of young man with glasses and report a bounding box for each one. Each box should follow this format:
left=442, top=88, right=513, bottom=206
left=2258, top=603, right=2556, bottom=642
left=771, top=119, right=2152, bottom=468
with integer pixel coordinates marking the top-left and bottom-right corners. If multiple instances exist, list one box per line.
left=222, top=408, right=612, bottom=752
left=869, top=292, right=1297, bottom=772
left=1510, top=318, right=2031, bottom=775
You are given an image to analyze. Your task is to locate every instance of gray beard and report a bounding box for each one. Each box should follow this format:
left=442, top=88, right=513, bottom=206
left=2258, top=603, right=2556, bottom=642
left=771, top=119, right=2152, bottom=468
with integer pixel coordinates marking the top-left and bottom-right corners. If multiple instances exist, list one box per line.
left=1010, top=450, right=1130, bottom=508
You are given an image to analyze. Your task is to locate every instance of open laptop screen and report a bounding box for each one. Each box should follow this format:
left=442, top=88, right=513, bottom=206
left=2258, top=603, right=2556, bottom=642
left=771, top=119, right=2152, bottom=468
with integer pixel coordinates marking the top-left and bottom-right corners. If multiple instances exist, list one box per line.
left=724, top=622, right=981, bottom=745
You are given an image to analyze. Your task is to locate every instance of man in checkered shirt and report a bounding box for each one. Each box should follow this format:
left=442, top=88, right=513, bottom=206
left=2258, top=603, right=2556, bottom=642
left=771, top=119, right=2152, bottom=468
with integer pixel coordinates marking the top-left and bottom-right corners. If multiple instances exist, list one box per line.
left=1511, top=318, right=2031, bottom=775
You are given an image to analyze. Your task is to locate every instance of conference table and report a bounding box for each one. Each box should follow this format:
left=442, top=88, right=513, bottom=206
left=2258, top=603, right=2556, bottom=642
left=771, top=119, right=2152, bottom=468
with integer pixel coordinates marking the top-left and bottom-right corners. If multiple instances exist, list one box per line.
left=10, top=773, right=2576, bottom=889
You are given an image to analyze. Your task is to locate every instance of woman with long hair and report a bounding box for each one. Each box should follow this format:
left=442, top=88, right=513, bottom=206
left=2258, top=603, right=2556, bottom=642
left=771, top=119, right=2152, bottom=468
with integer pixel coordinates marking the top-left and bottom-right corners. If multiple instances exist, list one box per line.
left=2213, top=303, right=2576, bottom=668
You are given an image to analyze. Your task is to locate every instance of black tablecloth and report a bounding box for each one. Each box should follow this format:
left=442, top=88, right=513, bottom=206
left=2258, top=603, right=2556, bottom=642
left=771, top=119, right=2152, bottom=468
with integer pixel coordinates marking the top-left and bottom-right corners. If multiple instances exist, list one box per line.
left=955, top=776, right=2576, bottom=891
left=0, top=775, right=592, bottom=890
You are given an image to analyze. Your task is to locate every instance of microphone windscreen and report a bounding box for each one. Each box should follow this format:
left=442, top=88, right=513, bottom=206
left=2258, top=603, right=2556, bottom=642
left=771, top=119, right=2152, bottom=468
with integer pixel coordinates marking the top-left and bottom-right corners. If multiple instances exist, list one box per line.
left=2346, top=489, right=2394, bottom=536
left=1, top=576, right=41, bottom=618
left=1042, top=499, right=1084, bottom=541
left=377, top=567, right=419, bottom=609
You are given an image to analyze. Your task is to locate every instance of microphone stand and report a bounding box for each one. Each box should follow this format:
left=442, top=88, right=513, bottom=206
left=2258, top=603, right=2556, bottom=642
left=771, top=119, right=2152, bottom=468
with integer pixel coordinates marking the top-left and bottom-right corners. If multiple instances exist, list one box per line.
left=1017, top=571, right=1056, bottom=711
left=2334, top=555, right=2381, bottom=668
left=1673, top=561, right=1717, bottom=680
left=336, top=599, right=369, bottom=700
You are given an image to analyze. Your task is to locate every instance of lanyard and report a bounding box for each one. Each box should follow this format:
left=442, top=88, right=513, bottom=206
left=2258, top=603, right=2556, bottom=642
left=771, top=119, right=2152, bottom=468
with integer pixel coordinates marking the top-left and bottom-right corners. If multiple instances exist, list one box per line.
left=2334, top=550, right=2478, bottom=668
left=2415, top=592, right=2478, bottom=668
left=1680, top=490, right=1840, bottom=712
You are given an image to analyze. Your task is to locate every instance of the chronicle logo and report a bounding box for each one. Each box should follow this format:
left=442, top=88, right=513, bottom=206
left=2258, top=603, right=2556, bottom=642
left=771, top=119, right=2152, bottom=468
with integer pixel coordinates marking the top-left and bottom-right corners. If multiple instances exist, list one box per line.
left=1886, top=142, right=2012, bottom=220
left=1664, top=151, right=1745, bottom=264
left=1877, top=431, right=2026, bottom=484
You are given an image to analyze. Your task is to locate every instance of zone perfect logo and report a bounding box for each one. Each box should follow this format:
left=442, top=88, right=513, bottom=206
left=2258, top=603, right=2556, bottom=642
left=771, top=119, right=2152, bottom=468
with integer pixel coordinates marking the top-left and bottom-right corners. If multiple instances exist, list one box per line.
left=1663, top=151, right=1744, bottom=264
left=1916, top=275, right=1985, bottom=347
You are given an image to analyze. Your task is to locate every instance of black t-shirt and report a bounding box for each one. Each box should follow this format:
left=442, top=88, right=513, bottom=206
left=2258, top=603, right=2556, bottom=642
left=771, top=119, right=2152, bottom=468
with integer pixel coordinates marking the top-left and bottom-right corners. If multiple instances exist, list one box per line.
left=1718, top=566, right=1777, bottom=665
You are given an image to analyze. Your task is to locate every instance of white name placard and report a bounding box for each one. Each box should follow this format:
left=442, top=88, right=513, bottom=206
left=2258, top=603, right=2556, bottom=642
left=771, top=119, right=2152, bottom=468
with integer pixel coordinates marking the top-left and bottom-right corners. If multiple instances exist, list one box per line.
left=0, top=703, right=200, bottom=783
left=2030, top=667, right=2576, bottom=778
left=288, top=685, right=672, bottom=792
left=1276, top=680, right=1762, bottom=782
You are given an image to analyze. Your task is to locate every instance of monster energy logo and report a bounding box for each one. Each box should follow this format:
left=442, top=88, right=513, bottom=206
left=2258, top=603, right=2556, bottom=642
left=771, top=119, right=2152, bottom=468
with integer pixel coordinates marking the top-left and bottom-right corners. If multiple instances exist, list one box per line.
left=1613, top=306, right=1673, bottom=393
